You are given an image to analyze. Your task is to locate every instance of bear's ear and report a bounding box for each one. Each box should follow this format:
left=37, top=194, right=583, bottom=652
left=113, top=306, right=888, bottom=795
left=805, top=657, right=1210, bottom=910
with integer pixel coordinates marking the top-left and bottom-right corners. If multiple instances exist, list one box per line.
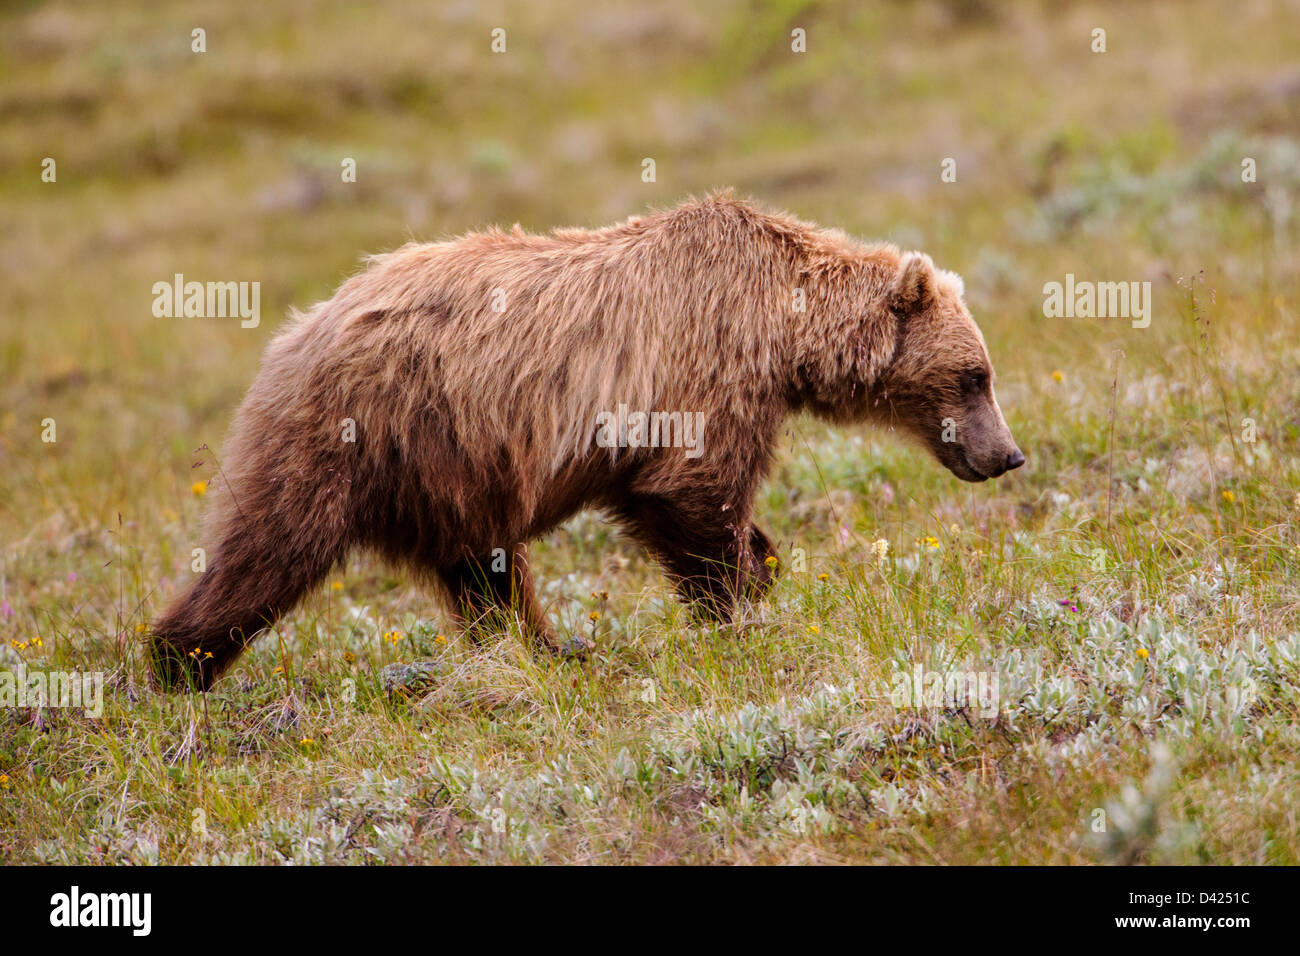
left=889, top=251, right=937, bottom=315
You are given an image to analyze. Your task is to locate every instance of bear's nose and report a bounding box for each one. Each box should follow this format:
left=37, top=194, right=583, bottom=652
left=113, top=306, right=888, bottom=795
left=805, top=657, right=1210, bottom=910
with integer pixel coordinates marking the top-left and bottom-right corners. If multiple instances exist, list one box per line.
left=1006, top=449, right=1026, bottom=471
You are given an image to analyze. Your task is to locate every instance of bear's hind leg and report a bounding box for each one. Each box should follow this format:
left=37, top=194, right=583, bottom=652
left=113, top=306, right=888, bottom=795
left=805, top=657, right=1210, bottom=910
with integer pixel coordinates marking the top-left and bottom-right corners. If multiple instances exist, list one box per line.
left=438, top=543, right=582, bottom=655
left=745, top=523, right=779, bottom=600
left=151, top=503, right=347, bottom=691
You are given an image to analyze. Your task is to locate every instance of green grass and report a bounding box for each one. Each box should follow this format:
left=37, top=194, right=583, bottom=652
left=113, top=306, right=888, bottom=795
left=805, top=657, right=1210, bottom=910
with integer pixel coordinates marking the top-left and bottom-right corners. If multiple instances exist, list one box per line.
left=2, top=0, right=1299, bottom=863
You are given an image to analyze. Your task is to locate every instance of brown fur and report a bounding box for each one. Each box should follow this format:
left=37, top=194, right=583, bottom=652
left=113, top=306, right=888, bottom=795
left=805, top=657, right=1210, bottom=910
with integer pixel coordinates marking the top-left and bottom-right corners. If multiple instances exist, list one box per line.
left=151, top=192, right=1022, bottom=690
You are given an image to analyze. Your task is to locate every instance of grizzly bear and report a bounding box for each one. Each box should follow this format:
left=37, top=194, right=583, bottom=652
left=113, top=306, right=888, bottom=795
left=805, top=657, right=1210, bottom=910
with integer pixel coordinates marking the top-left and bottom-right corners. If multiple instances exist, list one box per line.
left=151, top=193, right=1024, bottom=690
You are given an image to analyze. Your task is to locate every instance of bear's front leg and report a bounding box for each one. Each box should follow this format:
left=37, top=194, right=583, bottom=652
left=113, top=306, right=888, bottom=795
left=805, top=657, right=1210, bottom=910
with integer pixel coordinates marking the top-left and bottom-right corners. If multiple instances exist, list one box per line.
left=617, top=494, right=776, bottom=622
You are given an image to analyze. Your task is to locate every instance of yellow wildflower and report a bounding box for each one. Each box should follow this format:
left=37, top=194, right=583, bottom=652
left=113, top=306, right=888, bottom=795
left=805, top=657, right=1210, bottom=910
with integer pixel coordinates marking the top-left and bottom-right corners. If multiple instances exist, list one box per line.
left=191, top=480, right=208, bottom=497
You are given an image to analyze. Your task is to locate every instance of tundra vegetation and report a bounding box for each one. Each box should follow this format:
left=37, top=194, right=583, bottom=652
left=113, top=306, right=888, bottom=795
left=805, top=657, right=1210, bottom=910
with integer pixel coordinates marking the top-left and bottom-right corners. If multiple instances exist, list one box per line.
left=1, top=0, right=1298, bottom=863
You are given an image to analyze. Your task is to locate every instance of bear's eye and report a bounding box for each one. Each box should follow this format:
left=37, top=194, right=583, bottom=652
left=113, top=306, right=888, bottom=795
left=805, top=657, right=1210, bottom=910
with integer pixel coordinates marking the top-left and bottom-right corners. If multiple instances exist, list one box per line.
left=960, top=369, right=988, bottom=394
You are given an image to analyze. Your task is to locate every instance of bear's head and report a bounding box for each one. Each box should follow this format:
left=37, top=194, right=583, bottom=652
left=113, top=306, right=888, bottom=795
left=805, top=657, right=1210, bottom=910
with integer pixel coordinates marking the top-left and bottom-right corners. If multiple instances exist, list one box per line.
left=871, top=251, right=1024, bottom=483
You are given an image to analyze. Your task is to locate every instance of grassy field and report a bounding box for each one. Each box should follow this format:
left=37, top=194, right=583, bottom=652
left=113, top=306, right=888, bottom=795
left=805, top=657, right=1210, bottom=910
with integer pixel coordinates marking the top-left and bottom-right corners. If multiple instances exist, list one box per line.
left=2, top=0, right=1299, bottom=864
